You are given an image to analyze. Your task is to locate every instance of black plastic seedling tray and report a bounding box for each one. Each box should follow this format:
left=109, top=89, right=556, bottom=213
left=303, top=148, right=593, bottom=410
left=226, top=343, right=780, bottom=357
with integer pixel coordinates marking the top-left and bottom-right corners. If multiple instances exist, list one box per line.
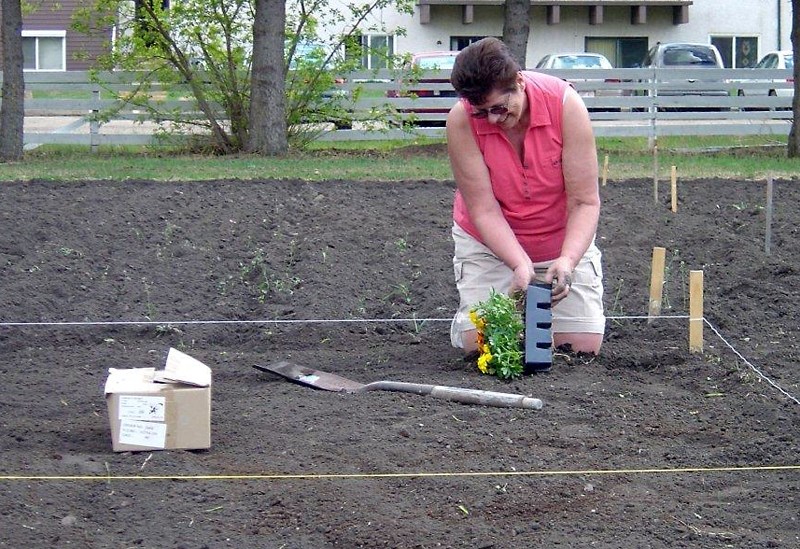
left=524, top=283, right=552, bottom=373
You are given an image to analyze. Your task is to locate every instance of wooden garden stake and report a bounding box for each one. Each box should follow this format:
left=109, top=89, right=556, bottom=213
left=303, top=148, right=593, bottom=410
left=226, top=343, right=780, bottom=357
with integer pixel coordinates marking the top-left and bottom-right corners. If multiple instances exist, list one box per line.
left=648, top=246, right=666, bottom=323
left=670, top=165, right=677, bottom=212
left=602, top=154, right=609, bottom=186
left=689, top=270, right=704, bottom=353
left=765, top=175, right=773, bottom=255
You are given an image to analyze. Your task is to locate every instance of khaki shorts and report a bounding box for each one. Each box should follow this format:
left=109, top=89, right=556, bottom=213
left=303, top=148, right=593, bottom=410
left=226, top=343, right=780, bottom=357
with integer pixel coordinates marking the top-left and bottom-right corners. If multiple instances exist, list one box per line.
left=450, top=223, right=605, bottom=348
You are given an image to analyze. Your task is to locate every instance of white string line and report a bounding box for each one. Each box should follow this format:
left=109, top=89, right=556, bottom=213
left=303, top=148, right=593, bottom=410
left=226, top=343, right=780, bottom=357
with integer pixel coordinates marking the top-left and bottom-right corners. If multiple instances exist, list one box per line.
left=0, top=314, right=689, bottom=327
left=0, top=314, right=795, bottom=405
left=0, top=318, right=453, bottom=327
left=703, top=318, right=800, bottom=406
left=606, top=314, right=689, bottom=320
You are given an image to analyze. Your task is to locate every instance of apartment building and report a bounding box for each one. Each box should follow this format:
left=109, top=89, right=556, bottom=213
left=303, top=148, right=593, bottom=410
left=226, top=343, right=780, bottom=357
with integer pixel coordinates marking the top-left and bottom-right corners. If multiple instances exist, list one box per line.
left=2, top=0, right=794, bottom=71
left=352, top=0, right=793, bottom=68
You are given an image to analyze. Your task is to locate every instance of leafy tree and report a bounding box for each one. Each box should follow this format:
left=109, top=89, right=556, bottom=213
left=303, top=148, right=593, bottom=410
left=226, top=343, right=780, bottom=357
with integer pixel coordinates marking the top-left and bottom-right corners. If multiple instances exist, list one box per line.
left=1, top=0, right=24, bottom=162
left=502, top=0, right=530, bottom=68
left=74, top=0, right=414, bottom=154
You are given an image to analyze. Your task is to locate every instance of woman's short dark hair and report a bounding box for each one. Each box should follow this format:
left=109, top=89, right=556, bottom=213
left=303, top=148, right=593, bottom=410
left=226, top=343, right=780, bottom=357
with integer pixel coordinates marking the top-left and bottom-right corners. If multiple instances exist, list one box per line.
left=450, top=37, right=520, bottom=105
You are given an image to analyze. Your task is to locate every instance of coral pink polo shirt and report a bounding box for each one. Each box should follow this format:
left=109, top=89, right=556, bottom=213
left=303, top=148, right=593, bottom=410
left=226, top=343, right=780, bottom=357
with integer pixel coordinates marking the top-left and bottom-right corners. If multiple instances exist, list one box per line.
left=453, top=71, right=570, bottom=263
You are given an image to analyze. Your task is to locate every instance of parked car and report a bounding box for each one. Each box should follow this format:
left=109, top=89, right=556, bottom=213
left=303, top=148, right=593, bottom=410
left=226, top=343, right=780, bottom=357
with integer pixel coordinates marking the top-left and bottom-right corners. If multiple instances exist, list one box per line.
left=386, top=51, right=459, bottom=97
left=735, top=50, right=794, bottom=98
left=534, top=52, right=623, bottom=102
left=640, top=42, right=725, bottom=70
left=535, top=52, right=613, bottom=70
left=386, top=51, right=460, bottom=125
left=636, top=42, right=729, bottom=108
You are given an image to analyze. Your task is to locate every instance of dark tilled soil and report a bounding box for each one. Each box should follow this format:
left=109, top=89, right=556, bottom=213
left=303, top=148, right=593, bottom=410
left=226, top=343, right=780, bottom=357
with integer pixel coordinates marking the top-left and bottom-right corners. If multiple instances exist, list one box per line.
left=0, top=175, right=798, bottom=548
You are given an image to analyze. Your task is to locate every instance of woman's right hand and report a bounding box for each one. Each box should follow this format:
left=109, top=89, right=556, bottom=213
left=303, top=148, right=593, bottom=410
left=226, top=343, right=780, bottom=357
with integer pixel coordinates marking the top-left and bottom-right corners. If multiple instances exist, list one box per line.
left=509, top=261, right=536, bottom=296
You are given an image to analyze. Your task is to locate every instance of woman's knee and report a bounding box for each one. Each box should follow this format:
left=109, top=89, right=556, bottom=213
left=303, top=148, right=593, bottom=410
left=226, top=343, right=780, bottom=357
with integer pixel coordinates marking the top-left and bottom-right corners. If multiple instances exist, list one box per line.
left=454, top=328, right=479, bottom=353
left=553, top=332, right=603, bottom=354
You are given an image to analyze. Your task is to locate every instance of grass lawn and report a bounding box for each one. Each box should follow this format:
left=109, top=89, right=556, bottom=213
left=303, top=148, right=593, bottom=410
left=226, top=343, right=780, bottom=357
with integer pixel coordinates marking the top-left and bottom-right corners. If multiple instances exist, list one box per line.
left=0, top=134, right=797, bottom=182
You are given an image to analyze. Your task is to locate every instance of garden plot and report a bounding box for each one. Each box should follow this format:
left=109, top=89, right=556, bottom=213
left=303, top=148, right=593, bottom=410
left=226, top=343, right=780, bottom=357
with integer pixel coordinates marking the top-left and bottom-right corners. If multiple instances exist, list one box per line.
left=0, top=177, right=797, bottom=548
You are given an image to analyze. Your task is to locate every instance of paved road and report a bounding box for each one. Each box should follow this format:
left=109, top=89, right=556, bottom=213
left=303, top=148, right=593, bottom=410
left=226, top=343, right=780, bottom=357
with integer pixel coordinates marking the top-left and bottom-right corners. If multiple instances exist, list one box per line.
left=23, top=114, right=791, bottom=148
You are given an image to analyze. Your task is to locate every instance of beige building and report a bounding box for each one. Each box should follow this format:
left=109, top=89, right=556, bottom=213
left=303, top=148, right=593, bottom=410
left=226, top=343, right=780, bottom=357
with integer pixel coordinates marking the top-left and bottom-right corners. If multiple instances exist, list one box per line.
left=4, top=0, right=793, bottom=72
left=350, top=0, right=793, bottom=68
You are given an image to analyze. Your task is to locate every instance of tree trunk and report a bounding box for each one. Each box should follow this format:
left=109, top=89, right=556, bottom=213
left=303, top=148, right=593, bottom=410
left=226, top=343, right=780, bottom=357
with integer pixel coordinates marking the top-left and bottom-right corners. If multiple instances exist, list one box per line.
left=789, top=0, right=800, bottom=157
left=246, top=0, right=288, bottom=155
left=502, top=0, right=531, bottom=68
left=1, top=0, right=25, bottom=162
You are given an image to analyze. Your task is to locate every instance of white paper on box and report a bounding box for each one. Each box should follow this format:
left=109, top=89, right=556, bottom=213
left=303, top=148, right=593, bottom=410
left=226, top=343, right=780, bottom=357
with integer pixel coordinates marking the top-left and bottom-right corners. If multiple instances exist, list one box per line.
left=104, top=367, right=157, bottom=393
left=153, top=348, right=212, bottom=387
left=118, top=419, right=167, bottom=448
left=118, top=395, right=166, bottom=421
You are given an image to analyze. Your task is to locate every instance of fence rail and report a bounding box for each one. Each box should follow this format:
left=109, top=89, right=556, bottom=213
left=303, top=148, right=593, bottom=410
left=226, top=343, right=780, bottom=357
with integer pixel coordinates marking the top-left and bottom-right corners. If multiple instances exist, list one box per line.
left=2, top=68, right=794, bottom=147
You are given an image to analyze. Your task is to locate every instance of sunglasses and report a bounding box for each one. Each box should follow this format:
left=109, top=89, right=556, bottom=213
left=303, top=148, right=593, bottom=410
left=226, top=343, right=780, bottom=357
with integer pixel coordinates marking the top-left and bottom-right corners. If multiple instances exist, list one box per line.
left=470, top=93, right=511, bottom=119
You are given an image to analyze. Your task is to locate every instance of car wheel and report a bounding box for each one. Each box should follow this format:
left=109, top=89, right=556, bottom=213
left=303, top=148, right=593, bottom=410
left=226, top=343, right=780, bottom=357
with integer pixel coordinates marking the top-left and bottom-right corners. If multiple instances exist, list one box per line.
left=767, top=90, right=778, bottom=112
left=736, top=89, right=747, bottom=111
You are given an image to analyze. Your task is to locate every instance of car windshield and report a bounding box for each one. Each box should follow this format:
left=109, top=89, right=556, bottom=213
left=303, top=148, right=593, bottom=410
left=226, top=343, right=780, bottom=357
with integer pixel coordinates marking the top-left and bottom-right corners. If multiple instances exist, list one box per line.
left=551, top=56, right=606, bottom=69
left=662, top=46, right=718, bottom=67
left=416, top=56, right=457, bottom=70
left=287, top=41, right=329, bottom=70
left=786, top=54, right=794, bottom=69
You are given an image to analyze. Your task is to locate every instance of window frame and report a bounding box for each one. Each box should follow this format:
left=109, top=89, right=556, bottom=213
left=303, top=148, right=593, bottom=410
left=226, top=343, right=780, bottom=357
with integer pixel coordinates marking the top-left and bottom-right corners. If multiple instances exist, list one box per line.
left=22, top=30, right=67, bottom=72
left=711, top=35, right=759, bottom=68
left=358, top=34, right=394, bottom=70
left=585, top=37, right=648, bottom=68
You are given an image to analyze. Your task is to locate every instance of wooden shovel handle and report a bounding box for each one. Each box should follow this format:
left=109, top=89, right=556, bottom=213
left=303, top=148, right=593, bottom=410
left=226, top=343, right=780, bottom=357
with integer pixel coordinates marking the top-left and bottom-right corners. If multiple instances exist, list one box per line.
left=362, top=381, right=543, bottom=410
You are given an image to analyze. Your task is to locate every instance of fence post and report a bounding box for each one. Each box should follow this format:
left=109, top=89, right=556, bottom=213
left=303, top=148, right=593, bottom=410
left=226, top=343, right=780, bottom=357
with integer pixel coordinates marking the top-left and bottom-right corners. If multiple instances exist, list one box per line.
left=90, top=88, right=100, bottom=154
left=647, top=67, right=657, bottom=151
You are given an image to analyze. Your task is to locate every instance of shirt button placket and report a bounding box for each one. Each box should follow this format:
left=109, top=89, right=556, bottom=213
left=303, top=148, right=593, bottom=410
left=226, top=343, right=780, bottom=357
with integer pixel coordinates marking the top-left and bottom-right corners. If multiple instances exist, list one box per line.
left=521, top=166, right=532, bottom=200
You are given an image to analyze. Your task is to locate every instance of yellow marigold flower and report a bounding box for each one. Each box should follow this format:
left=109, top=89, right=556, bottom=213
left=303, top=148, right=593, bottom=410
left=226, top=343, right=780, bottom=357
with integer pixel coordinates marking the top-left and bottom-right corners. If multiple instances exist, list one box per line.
left=477, top=352, right=492, bottom=373
left=470, top=309, right=487, bottom=329
left=470, top=289, right=524, bottom=379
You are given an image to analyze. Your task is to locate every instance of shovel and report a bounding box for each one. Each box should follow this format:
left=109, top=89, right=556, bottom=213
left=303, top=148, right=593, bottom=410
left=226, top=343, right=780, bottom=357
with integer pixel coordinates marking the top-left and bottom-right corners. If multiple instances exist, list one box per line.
left=253, top=361, right=543, bottom=410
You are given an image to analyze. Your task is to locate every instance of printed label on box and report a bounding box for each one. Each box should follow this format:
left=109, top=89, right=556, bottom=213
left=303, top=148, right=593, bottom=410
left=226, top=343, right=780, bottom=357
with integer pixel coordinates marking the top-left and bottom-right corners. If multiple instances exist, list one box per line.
left=118, top=395, right=166, bottom=421
left=118, top=419, right=167, bottom=448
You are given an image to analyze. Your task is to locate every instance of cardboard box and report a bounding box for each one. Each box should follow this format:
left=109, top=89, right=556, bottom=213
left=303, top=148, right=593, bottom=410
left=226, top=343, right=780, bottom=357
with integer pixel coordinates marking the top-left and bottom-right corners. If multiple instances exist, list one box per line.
left=105, top=348, right=212, bottom=452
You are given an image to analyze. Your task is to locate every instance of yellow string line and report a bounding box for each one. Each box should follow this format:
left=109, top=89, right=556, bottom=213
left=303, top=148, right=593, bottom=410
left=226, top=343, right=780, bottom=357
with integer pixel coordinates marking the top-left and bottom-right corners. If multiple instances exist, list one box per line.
left=1, top=464, right=797, bottom=482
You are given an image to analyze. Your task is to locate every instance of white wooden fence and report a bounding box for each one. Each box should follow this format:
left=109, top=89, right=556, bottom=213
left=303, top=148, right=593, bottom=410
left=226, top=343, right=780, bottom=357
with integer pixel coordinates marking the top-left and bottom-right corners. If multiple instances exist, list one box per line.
left=4, top=67, right=794, bottom=148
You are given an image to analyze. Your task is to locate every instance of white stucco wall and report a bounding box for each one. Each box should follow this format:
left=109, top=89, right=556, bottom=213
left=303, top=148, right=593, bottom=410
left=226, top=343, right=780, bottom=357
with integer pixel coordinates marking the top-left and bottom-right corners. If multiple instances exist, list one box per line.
left=360, top=0, right=791, bottom=66
left=691, top=0, right=788, bottom=52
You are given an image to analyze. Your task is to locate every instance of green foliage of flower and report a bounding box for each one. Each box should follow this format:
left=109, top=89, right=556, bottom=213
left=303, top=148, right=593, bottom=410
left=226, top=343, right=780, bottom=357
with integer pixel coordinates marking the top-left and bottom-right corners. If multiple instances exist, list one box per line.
left=470, top=290, right=524, bottom=379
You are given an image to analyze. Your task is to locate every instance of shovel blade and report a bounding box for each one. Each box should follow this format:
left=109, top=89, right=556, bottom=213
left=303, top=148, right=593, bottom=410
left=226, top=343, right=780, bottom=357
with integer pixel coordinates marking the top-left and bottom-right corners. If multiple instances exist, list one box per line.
left=253, top=361, right=365, bottom=392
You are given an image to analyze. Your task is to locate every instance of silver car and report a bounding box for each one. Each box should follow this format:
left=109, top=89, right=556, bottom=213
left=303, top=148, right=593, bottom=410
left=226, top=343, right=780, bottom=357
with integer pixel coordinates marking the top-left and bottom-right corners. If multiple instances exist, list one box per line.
left=534, top=52, right=621, bottom=99
left=737, top=50, right=794, bottom=98
left=638, top=42, right=728, bottom=99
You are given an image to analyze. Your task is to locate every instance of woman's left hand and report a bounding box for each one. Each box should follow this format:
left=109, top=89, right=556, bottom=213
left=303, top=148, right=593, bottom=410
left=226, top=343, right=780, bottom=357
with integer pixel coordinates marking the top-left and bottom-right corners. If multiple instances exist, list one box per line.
left=546, top=257, right=575, bottom=303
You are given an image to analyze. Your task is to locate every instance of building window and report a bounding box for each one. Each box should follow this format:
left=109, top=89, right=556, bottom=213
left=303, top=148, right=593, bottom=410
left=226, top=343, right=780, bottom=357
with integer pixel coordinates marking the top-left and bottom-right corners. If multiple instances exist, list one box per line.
left=358, top=34, right=394, bottom=69
left=585, top=37, right=648, bottom=68
left=449, top=37, right=491, bottom=51
left=711, top=36, right=759, bottom=68
left=22, top=30, right=66, bottom=71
